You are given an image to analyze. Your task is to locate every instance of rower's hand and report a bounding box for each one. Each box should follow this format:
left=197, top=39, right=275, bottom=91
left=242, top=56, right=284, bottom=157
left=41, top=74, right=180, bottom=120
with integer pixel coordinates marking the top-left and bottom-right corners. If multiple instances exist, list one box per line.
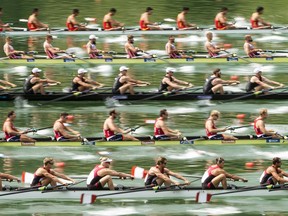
left=240, top=178, right=248, bottom=183
left=145, top=82, right=151, bottom=86
left=184, top=180, right=191, bottom=185
left=130, top=175, right=135, bottom=180
left=56, top=82, right=61, bottom=85
left=188, top=83, right=193, bottom=88
left=173, top=181, right=180, bottom=186
left=279, top=83, right=285, bottom=88
left=16, top=178, right=21, bottom=183
left=92, top=86, right=98, bottom=90
left=11, top=84, right=17, bottom=88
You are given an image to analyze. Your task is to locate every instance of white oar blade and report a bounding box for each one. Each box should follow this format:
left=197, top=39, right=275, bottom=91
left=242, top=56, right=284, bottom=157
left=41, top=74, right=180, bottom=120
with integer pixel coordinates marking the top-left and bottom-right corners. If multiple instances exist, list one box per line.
left=80, top=193, right=97, bottom=204
left=145, top=119, right=155, bottom=124
left=85, top=17, right=97, bottom=22
left=195, top=191, right=212, bottom=203
left=164, top=18, right=176, bottom=22
left=19, top=19, right=28, bottom=22
left=131, top=166, right=147, bottom=179
left=22, top=171, right=34, bottom=184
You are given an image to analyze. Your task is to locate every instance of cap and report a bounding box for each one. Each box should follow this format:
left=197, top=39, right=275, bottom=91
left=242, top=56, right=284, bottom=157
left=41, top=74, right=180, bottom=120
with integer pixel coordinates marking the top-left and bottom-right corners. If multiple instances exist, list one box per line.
left=78, top=68, right=88, bottom=74
left=119, top=66, right=129, bottom=72
left=254, top=67, right=262, bottom=73
left=89, top=34, right=98, bottom=40
left=166, top=67, right=176, bottom=73
left=32, top=68, right=42, bottom=73
left=100, top=157, right=113, bottom=163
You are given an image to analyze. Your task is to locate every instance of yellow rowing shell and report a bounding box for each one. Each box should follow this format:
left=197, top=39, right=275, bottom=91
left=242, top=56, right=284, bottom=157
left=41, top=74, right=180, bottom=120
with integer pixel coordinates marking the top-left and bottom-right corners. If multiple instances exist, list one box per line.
left=1, top=138, right=287, bottom=147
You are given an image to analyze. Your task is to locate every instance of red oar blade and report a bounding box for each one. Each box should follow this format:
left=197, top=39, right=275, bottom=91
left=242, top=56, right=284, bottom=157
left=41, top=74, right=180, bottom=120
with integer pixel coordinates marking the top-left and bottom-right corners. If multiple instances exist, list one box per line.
left=131, top=166, right=147, bottom=179
left=80, top=193, right=97, bottom=204
left=195, top=191, right=212, bottom=203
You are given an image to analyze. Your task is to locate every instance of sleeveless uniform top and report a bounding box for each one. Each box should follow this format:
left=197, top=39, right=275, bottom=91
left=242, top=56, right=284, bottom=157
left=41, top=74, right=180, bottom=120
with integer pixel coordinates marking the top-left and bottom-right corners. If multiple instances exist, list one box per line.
left=66, top=21, right=78, bottom=31
left=203, top=76, right=216, bottom=94
left=87, top=165, right=106, bottom=185
left=246, top=75, right=262, bottom=92
left=43, top=41, right=57, bottom=59
left=72, top=76, right=86, bottom=91
left=254, top=117, right=264, bottom=137
left=87, top=42, right=99, bottom=59
left=103, top=128, right=115, bottom=139
left=250, top=18, right=259, bottom=29
left=177, top=20, right=186, bottom=29
left=112, top=76, right=124, bottom=93
left=5, top=44, right=21, bottom=59
left=27, top=22, right=37, bottom=30
left=23, top=75, right=36, bottom=93
left=53, top=121, right=65, bottom=141
left=139, top=20, right=149, bottom=30
left=214, top=18, right=225, bottom=30
left=206, top=42, right=219, bottom=57
left=205, top=119, right=217, bottom=138
left=159, top=76, right=174, bottom=92
left=4, top=122, right=18, bottom=140
left=31, top=167, right=51, bottom=186
left=125, top=43, right=137, bottom=59
left=259, top=166, right=281, bottom=185
left=165, top=42, right=180, bottom=58
left=103, top=21, right=112, bottom=30
left=144, top=165, right=164, bottom=185
left=154, top=118, right=165, bottom=136
left=244, top=42, right=258, bottom=58
left=201, top=165, right=220, bottom=184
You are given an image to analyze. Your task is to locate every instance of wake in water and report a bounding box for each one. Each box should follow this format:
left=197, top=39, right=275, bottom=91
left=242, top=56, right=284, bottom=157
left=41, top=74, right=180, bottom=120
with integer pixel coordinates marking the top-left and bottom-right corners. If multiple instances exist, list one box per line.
left=14, top=96, right=34, bottom=108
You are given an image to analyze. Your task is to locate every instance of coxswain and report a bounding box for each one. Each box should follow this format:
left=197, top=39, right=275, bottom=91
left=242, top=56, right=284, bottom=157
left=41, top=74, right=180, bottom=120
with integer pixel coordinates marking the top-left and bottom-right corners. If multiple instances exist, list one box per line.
left=103, top=8, right=124, bottom=31
left=254, top=108, right=283, bottom=139
left=165, top=36, right=190, bottom=58
left=3, top=37, right=30, bottom=59
left=112, top=66, right=150, bottom=95
left=27, top=8, right=49, bottom=31
left=0, top=8, right=12, bottom=31
left=43, top=35, right=71, bottom=59
left=243, top=35, right=268, bottom=58
left=139, top=7, right=161, bottom=30
left=201, top=157, right=247, bottom=189
left=72, top=68, right=104, bottom=92
left=205, top=32, right=229, bottom=58
left=246, top=68, right=284, bottom=92
left=214, top=7, right=235, bottom=30
left=205, top=110, right=237, bottom=140
left=87, top=157, right=134, bottom=190
left=176, top=7, right=197, bottom=30
left=124, top=35, right=151, bottom=58
left=154, top=109, right=183, bottom=140
left=145, top=156, right=190, bottom=186
left=260, top=157, right=288, bottom=185
left=0, top=79, right=16, bottom=91
left=31, top=157, right=75, bottom=186
left=250, top=6, right=271, bottom=29
left=66, top=9, right=86, bottom=31
left=103, top=109, right=138, bottom=141
left=0, top=172, right=21, bottom=191
left=2, top=111, right=36, bottom=142
left=53, top=112, right=82, bottom=141
left=159, top=67, right=193, bottom=92
left=86, top=35, right=109, bottom=59
left=203, top=68, right=239, bottom=95
left=23, top=67, right=61, bottom=95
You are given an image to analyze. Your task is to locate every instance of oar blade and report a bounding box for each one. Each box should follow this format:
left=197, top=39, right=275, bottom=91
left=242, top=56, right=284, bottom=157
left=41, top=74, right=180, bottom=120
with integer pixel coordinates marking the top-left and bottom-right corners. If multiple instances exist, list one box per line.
left=195, top=190, right=211, bottom=203
left=131, top=166, right=147, bottom=179
left=80, top=193, right=97, bottom=204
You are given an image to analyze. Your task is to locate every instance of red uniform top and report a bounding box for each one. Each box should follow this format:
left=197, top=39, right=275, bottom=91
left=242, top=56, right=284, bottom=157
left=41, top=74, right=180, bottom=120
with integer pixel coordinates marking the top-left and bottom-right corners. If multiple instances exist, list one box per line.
left=103, top=21, right=112, bottom=30
left=104, top=128, right=115, bottom=138
left=177, top=21, right=186, bottom=29
left=139, top=20, right=149, bottom=30
left=0, top=28, right=3, bottom=32
left=4, top=122, right=18, bottom=140
left=66, top=22, right=78, bottom=31
left=250, top=18, right=259, bottom=29
left=207, top=165, right=219, bottom=175
left=154, top=118, right=165, bottom=136
left=214, top=19, right=225, bottom=30
left=28, top=22, right=37, bottom=30
left=205, top=119, right=217, bottom=138
left=254, top=117, right=264, bottom=137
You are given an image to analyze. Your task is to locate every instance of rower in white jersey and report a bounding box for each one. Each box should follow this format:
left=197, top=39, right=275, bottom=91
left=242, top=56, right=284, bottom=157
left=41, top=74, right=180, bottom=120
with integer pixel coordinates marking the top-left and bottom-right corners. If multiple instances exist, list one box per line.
left=204, top=32, right=229, bottom=58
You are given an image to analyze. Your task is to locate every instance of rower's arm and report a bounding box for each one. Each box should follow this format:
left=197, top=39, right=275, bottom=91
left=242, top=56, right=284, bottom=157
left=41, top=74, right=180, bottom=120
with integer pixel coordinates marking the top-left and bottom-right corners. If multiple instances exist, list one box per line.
left=271, top=169, right=288, bottom=183
left=108, top=121, right=126, bottom=134
left=56, top=124, right=80, bottom=138
left=0, top=173, right=20, bottom=182
left=167, top=170, right=190, bottom=184
left=65, top=126, right=80, bottom=136
left=257, top=121, right=275, bottom=136
left=262, top=77, right=283, bottom=87
left=53, top=171, right=75, bottom=183
left=225, top=171, right=247, bottom=182
left=75, top=79, right=94, bottom=88
left=206, top=120, right=226, bottom=133
left=127, top=77, right=149, bottom=85
left=42, top=170, right=67, bottom=185
left=206, top=43, right=221, bottom=53
left=5, top=122, right=21, bottom=135
left=172, top=77, right=191, bottom=86
left=105, top=169, right=134, bottom=179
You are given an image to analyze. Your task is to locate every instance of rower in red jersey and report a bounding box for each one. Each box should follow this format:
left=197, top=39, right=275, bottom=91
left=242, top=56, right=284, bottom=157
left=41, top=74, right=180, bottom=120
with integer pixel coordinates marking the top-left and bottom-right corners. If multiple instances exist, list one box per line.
left=103, top=8, right=124, bottom=31
left=176, top=7, right=197, bottom=30
left=0, top=8, right=12, bottom=31
left=3, top=37, right=30, bottom=59
left=66, top=9, right=87, bottom=31
left=139, top=7, right=161, bottom=30
left=27, top=8, right=49, bottom=31
left=43, top=35, right=71, bottom=59
left=250, top=6, right=271, bottom=29
left=205, top=110, right=237, bottom=140
left=103, top=109, right=138, bottom=141
left=31, top=157, right=75, bottom=187
left=214, top=7, right=235, bottom=30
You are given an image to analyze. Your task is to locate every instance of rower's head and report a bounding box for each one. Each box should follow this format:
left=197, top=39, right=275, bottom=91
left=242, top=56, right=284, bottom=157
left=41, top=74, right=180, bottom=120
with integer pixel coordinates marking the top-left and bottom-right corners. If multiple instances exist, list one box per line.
left=210, top=110, right=220, bottom=120
left=245, top=35, right=253, bottom=42
left=182, top=7, right=189, bottom=14
left=72, top=9, right=79, bottom=16
left=146, top=7, right=153, bottom=15
left=59, top=112, right=69, bottom=122
left=31, top=67, right=42, bottom=76
left=259, top=108, right=268, bottom=119
left=5, top=36, right=12, bottom=44
left=109, top=109, right=118, bottom=119
left=216, top=157, right=225, bottom=168
left=272, top=157, right=282, bottom=167
left=221, top=7, right=228, bottom=15
left=168, top=35, right=175, bottom=43
left=206, top=31, right=213, bottom=40
left=109, top=8, right=117, bottom=16
left=78, top=68, right=88, bottom=77
left=32, top=8, right=39, bottom=15
left=213, top=68, right=221, bottom=78
left=166, top=67, right=176, bottom=76
left=156, top=156, right=167, bottom=168
left=46, top=34, right=53, bottom=42
left=119, top=66, right=129, bottom=74
left=100, top=157, right=113, bottom=167
left=159, top=109, right=168, bottom=120
left=89, top=34, right=97, bottom=44
left=256, top=6, right=264, bottom=14
left=43, top=157, right=54, bottom=167
left=254, top=67, right=262, bottom=76
left=7, top=110, right=16, bottom=120
left=127, top=35, right=134, bottom=43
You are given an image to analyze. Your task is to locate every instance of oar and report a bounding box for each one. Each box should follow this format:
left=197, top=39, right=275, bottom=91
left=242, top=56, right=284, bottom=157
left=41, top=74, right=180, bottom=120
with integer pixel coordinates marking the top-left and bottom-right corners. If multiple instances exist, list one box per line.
left=75, top=87, right=112, bottom=99
left=37, top=92, right=83, bottom=106
left=264, top=50, right=288, bottom=53
left=163, top=18, right=176, bottom=22
left=226, top=124, right=253, bottom=131
left=24, top=126, right=53, bottom=134
left=165, top=86, right=203, bottom=99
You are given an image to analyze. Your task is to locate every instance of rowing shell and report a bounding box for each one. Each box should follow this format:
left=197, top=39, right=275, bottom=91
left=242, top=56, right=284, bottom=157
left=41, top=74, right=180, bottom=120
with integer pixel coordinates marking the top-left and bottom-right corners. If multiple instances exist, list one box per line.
left=0, top=56, right=287, bottom=65
left=1, top=137, right=288, bottom=147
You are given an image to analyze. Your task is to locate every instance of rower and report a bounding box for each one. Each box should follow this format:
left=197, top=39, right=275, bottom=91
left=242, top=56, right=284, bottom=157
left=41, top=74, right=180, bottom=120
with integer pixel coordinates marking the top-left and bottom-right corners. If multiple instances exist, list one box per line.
left=27, top=8, right=49, bottom=31
left=246, top=67, right=284, bottom=92
left=176, top=7, right=197, bottom=30
left=112, top=66, right=150, bottom=95
left=205, top=32, right=229, bottom=58
left=86, top=35, right=110, bottom=59
left=201, top=157, right=247, bottom=189
left=103, top=109, right=138, bottom=141
left=124, top=35, right=151, bottom=58
left=205, top=110, right=237, bottom=140
left=66, top=9, right=87, bottom=31
left=72, top=68, right=104, bottom=92
left=159, top=67, right=193, bottom=92
left=154, top=109, right=183, bottom=140
left=144, top=156, right=190, bottom=186
left=0, top=172, right=21, bottom=191
left=165, top=36, right=190, bottom=58
left=87, top=157, right=134, bottom=190
left=250, top=6, right=271, bottom=29
left=203, top=68, right=240, bottom=95
left=0, top=79, right=16, bottom=91
left=2, top=111, right=36, bottom=142
left=53, top=112, right=82, bottom=141
left=23, top=67, right=61, bottom=95
left=243, top=35, right=269, bottom=58
left=0, top=8, right=12, bottom=31
left=103, top=8, right=124, bottom=31
left=139, top=7, right=161, bottom=30
left=214, top=7, right=235, bottom=30
left=260, top=157, right=288, bottom=185
left=3, top=37, right=30, bottom=59
left=43, top=34, right=71, bottom=59
left=31, top=157, right=75, bottom=187
left=254, top=108, right=283, bottom=139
